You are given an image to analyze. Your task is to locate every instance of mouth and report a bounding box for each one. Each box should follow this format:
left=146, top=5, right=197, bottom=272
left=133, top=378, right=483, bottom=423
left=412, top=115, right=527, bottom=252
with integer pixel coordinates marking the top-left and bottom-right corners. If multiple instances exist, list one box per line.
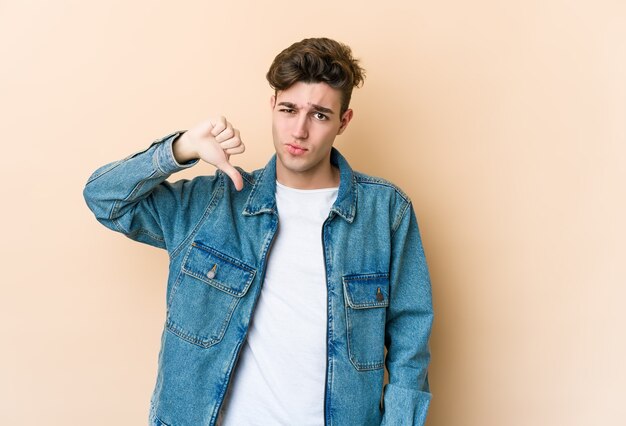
left=285, top=143, right=308, bottom=156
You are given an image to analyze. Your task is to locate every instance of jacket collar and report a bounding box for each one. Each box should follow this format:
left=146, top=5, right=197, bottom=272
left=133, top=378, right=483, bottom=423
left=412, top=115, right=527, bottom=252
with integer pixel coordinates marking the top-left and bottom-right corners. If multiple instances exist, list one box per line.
left=243, top=147, right=356, bottom=222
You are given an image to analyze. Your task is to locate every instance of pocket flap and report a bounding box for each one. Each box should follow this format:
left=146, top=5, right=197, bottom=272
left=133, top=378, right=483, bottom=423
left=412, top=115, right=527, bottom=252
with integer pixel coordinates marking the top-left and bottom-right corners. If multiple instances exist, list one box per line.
left=343, top=273, right=390, bottom=309
left=182, top=242, right=256, bottom=297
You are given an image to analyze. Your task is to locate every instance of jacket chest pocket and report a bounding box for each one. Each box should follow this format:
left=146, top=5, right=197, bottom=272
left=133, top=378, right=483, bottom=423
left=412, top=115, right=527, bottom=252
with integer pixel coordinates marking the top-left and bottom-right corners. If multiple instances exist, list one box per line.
left=166, top=242, right=256, bottom=348
left=343, top=273, right=389, bottom=371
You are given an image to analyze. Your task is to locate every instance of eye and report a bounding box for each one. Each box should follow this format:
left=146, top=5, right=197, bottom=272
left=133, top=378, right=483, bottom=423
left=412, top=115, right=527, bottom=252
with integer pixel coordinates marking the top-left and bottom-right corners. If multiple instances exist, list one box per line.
left=313, top=112, right=329, bottom=121
left=279, top=108, right=295, bottom=114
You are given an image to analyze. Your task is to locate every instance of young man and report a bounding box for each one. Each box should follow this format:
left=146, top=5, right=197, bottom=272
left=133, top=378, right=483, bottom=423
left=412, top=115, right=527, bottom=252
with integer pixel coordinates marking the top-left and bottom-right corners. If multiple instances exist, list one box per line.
left=83, top=37, right=433, bottom=426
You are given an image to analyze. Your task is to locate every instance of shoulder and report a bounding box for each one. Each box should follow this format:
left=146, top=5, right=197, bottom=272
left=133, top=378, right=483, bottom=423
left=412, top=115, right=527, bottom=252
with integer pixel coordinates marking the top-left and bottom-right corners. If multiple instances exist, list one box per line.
left=352, top=170, right=411, bottom=204
left=351, top=170, right=414, bottom=232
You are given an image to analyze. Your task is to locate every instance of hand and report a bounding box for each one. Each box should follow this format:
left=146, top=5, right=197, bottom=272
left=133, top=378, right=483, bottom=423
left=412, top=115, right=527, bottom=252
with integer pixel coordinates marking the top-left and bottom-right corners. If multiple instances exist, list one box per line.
left=177, top=116, right=246, bottom=190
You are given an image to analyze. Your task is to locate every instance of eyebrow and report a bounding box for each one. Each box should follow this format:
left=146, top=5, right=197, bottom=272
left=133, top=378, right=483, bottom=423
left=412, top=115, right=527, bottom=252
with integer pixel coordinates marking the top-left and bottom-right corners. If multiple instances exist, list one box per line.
left=277, top=101, right=335, bottom=115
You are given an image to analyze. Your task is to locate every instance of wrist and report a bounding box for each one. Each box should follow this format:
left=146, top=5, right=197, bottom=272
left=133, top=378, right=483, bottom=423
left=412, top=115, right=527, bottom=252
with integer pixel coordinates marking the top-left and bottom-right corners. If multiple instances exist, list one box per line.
left=172, top=132, right=199, bottom=164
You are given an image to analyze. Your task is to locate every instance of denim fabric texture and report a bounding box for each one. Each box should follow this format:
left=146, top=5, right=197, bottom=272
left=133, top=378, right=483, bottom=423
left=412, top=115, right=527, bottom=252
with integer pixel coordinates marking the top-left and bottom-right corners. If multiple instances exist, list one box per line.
left=83, top=132, right=434, bottom=426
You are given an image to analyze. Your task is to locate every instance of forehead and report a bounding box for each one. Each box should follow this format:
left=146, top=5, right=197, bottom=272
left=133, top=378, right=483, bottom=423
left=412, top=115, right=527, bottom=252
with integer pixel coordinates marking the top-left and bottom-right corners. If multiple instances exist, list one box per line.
left=276, top=81, right=342, bottom=110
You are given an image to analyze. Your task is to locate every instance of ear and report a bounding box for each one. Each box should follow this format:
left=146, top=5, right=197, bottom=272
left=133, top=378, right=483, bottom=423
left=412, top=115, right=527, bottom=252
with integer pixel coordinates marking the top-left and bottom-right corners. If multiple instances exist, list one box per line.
left=270, top=94, right=276, bottom=109
left=337, top=109, right=354, bottom=135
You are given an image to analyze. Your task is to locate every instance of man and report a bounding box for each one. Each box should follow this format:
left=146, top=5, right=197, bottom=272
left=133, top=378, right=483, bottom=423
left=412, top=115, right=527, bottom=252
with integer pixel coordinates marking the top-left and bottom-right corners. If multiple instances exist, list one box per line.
left=83, top=37, right=433, bottom=426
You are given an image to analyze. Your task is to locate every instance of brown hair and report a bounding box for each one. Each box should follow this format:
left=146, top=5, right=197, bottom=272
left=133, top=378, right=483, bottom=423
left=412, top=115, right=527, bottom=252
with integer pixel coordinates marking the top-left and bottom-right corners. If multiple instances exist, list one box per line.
left=266, top=37, right=366, bottom=115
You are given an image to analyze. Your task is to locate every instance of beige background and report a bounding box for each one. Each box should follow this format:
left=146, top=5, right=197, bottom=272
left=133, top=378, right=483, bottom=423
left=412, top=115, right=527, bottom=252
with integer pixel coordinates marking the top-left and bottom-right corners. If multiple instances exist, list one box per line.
left=1, top=0, right=624, bottom=425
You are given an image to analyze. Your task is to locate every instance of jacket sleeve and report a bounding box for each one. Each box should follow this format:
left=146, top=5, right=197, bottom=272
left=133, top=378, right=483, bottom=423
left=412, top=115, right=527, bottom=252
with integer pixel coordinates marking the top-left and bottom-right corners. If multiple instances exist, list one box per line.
left=381, top=200, right=434, bottom=425
left=82, top=131, right=218, bottom=254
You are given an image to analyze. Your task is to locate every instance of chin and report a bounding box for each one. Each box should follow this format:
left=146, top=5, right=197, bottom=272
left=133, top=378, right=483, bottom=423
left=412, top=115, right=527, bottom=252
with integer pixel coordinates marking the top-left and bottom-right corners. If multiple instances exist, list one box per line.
left=279, top=159, right=308, bottom=173
left=277, top=154, right=311, bottom=173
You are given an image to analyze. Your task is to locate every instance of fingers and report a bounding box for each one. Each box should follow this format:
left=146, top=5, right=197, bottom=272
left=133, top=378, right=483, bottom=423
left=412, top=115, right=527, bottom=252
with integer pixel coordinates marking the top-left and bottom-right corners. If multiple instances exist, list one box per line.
left=213, top=122, right=245, bottom=191
left=218, top=128, right=242, bottom=148
left=197, top=116, right=246, bottom=191
left=214, top=123, right=234, bottom=143
left=210, top=116, right=228, bottom=137
left=215, top=159, right=244, bottom=191
left=224, top=144, right=245, bottom=155
left=217, top=127, right=245, bottom=156
left=212, top=118, right=243, bottom=154
left=215, top=127, right=241, bottom=148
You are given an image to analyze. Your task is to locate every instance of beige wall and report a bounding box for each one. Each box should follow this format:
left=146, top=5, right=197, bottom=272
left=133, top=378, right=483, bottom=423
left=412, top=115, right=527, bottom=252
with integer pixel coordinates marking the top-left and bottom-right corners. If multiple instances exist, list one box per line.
left=1, top=1, right=624, bottom=424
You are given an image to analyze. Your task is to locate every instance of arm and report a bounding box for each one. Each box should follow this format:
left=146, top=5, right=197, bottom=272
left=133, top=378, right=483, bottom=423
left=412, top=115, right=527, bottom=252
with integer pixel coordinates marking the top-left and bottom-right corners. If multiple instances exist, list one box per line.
left=82, top=117, right=245, bottom=254
left=82, top=131, right=203, bottom=252
left=381, top=201, right=434, bottom=425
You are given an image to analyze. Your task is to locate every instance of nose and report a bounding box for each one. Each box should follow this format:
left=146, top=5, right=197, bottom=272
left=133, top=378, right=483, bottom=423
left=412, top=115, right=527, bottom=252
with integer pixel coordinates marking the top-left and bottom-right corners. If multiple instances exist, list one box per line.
left=291, top=113, right=308, bottom=140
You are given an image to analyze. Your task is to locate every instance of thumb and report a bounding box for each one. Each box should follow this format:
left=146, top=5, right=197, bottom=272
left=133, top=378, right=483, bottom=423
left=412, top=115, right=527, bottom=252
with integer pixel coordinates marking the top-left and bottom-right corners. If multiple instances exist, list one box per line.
left=215, top=159, right=244, bottom=191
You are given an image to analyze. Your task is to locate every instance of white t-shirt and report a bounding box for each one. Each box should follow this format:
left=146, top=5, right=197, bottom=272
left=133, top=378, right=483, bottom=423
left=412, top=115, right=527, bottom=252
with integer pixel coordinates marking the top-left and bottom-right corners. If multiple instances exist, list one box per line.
left=218, top=181, right=338, bottom=426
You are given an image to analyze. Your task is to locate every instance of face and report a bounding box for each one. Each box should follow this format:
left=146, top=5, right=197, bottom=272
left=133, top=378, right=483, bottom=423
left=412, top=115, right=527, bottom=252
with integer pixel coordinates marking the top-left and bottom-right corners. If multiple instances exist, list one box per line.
left=271, top=81, right=353, bottom=189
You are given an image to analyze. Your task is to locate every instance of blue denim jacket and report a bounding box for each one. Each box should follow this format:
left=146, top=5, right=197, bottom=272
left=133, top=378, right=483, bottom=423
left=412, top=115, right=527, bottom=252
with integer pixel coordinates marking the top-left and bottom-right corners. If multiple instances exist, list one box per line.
left=83, top=131, right=433, bottom=426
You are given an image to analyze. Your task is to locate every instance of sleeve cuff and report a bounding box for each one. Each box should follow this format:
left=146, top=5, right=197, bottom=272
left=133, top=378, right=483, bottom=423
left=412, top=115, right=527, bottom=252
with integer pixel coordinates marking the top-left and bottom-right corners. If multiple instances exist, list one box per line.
left=153, top=131, right=200, bottom=175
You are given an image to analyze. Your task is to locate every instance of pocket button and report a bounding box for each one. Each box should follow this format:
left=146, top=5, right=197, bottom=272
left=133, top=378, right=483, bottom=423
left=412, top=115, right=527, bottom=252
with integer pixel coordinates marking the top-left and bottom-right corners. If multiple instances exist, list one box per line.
left=376, top=287, right=384, bottom=302
left=206, top=264, right=217, bottom=279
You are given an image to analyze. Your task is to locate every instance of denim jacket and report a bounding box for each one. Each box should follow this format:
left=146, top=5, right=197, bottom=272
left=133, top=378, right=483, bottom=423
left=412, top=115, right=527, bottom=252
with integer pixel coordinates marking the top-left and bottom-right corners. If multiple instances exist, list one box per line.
left=83, top=131, right=433, bottom=426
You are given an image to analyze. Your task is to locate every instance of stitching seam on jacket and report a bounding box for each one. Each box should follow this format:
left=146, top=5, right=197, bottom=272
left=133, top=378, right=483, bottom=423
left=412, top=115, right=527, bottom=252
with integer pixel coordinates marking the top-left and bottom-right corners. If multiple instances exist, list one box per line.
left=169, top=172, right=225, bottom=260
left=391, top=200, right=411, bottom=238
left=110, top=169, right=160, bottom=237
